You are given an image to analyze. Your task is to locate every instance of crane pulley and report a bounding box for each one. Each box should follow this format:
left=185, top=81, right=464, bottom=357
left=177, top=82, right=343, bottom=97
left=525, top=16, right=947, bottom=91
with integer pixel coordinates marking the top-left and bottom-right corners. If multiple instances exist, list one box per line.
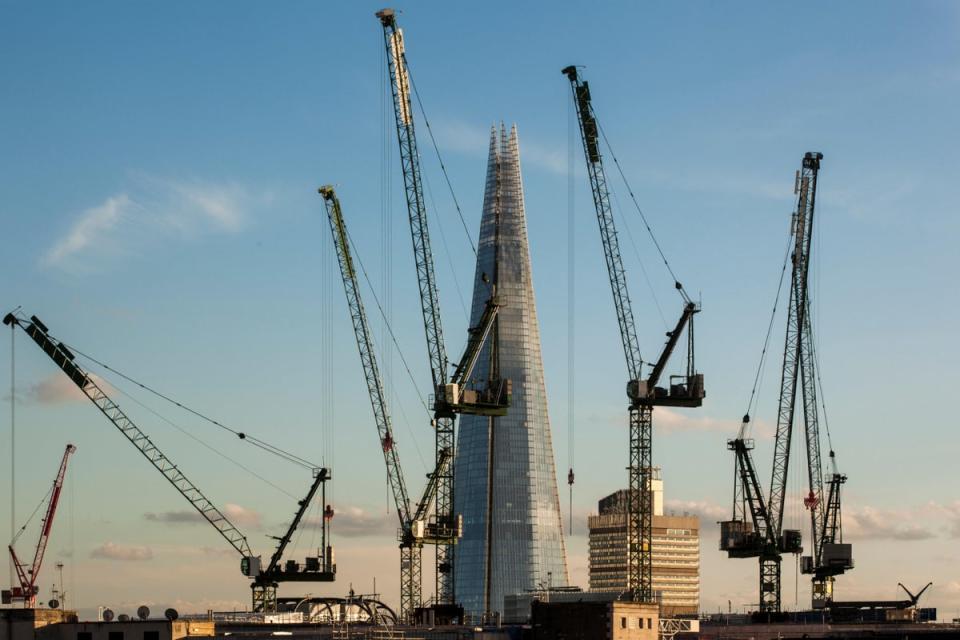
left=5, top=443, right=76, bottom=608
left=3, top=312, right=335, bottom=613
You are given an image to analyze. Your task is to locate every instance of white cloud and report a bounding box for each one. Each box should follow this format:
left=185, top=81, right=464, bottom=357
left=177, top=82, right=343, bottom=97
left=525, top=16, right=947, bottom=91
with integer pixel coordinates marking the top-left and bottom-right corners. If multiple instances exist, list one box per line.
left=655, top=407, right=775, bottom=438
left=41, top=176, right=259, bottom=270
left=844, top=505, right=936, bottom=541
left=25, top=372, right=114, bottom=404
left=304, top=505, right=395, bottom=538
left=43, top=195, right=131, bottom=266
left=223, top=503, right=262, bottom=529
left=143, top=510, right=205, bottom=525
left=664, top=499, right=727, bottom=530
left=91, top=542, right=154, bottom=562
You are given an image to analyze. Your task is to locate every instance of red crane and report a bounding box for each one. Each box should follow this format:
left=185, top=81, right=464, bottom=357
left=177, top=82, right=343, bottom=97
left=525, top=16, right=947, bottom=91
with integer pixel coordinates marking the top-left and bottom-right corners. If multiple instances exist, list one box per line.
left=6, top=444, right=76, bottom=608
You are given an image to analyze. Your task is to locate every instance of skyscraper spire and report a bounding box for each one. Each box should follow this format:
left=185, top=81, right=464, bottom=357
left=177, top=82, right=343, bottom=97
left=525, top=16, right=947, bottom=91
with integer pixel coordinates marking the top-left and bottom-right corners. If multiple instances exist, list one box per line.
left=454, top=124, right=569, bottom=617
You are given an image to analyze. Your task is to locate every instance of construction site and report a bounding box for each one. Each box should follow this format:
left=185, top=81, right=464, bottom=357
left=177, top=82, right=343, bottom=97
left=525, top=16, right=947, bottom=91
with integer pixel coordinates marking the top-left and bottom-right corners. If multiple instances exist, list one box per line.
left=2, top=5, right=958, bottom=640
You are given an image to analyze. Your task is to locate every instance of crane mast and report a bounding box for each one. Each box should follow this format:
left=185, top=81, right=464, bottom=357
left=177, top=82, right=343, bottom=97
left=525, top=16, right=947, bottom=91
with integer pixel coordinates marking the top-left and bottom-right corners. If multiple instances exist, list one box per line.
left=721, top=152, right=851, bottom=615
left=377, top=9, right=511, bottom=608
left=6, top=443, right=76, bottom=608
left=563, top=66, right=703, bottom=603
left=320, top=186, right=455, bottom=622
left=3, top=312, right=336, bottom=613
left=377, top=8, right=456, bottom=606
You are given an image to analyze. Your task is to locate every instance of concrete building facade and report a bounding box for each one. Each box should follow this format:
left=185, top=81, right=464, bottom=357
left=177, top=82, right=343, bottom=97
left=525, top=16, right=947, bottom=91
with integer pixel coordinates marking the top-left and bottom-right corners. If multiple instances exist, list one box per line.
left=588, top=470, right=700, bottom=616
left=453, top=124, right=569, bottom=618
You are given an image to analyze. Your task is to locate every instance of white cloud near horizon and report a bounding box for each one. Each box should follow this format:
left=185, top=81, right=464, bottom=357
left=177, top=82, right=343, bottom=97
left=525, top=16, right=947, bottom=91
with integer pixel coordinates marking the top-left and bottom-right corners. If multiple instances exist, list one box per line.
left=41, top=176, right=260, bottom=270
left=91, top=542, right=154, bottom=562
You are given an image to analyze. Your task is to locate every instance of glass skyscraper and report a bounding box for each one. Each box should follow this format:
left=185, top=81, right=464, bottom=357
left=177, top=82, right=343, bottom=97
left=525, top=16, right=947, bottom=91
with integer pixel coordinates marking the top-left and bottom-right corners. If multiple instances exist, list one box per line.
left=454, top=124, right=569, bottom=617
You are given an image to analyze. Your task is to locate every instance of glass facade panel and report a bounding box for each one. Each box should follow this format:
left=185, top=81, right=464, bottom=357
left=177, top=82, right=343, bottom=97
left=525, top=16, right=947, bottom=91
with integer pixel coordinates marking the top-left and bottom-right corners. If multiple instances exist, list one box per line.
left=454, top=124, right=569, bottom=617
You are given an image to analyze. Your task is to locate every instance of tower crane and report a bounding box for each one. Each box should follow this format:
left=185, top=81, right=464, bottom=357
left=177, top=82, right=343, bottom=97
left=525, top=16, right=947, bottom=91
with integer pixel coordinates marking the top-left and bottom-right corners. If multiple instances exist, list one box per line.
left=720, top=152, right=852, bottom=615
left=377, top=8, right=511, bottom=609
left=320, top=185, right=457, bottom=622
left=3, top=312, right=336, bottom=613
left=563, top=66, right=704, bottom=603
left=5, top=444, right=76, bottom=608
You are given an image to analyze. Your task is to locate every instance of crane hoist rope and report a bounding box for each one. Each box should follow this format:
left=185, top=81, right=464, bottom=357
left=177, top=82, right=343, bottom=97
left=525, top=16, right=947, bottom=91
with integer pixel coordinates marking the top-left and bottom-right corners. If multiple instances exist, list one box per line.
left=563, top=65, right=704, bottom=604
left=721, top=153, right=852, bottom=615
left=742, top=232, right=794, bottom=434
left=102, top=375, right=299, bottom=499
left=40, top=339, right=316, bottom=470
left=3, top=311, right=337, bottom=613
left=7, top=443, right=75, bottom=608
left=595, top=115, right=690, bottom=304
left=320, top=185, right=456, bottom=623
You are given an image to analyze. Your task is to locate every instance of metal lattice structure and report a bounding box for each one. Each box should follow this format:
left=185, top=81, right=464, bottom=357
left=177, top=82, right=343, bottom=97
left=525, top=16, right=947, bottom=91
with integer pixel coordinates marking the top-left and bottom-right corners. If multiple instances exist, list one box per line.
left=7, top=443, right=76, bottom=607
left=377, top=8, right=456, bottom=606
left=563, top=66, right=703, bottom=604
left=4, top=313, right=255, bottom=559
left=320, top=186, right=418, bottom=619
left=4, top=312, right=337, bottom=613
left=721, top=152, right=851, bottom=614
left=321, top=186, right=458, bottom=622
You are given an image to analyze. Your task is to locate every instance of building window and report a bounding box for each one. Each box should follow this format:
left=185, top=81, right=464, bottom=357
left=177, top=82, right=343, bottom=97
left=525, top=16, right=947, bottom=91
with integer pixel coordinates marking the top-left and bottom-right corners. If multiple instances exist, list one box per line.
left=77, top=633, right=92, bottom=640
left=109, top=632, right=124, bottom=640
left=620, top=616, right=627, bottom=629
left=647, top=617, right=652, bottom=629
left=144, top=632, right=160, bottom=640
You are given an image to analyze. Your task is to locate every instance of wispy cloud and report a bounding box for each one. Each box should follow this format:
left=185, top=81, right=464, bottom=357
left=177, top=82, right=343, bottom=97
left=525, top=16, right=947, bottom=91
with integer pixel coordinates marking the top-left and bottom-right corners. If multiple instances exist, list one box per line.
left=143, top=503, right=261, bottom=529
left=223, top=503, right=262, bottom=529
left=664, top=499, right=727, bottom=530
left=144, top=510, right=205, bottom=525
left=654, top=407, right=774, bottom=439
left=91, top=542, right=154, bottom=562
left=24, top=372, right=116, bottom=404
left=43, top=195, right=131, bottom=267
left=41, top=176, right=263, bottom=270
left=304, top=506, right=395, bottom=538
left=844, top=505, right=936, bottom=541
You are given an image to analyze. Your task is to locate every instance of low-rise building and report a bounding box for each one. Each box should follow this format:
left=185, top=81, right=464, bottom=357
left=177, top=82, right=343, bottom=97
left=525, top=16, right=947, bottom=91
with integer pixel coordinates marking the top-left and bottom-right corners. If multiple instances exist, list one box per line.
left=587, top=469, right=700, bottom=616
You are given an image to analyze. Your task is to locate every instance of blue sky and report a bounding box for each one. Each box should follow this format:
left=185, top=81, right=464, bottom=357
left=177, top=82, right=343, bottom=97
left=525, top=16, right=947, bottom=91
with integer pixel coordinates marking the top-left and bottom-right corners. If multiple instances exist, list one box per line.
left=2, top=0, right=959, bottom=620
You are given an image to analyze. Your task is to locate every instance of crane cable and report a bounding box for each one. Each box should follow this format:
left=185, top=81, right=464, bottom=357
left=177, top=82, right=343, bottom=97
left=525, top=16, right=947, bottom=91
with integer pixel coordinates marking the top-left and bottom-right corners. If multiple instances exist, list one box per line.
left=595, top=120, right=690, bottom=303
left=10, top=484, right=54, bottom=545
left=405, top=57, right=477, bottom=258
left=741, top=231, right=794, bottom=436
left=103, top=375, right=299, bottom=499
left=342, top=227, right=432, bottom=420
left=48, top=338, right=317, bottom=471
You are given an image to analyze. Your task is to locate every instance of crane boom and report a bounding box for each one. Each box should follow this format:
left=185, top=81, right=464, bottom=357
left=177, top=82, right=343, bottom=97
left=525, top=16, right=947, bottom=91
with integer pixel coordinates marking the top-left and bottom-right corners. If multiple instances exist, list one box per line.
left=4, top=313, right=254, bottom=560
left=377, top=8, right=474, bottom=607
left=562, top=66, right=643, bottom=380
left=7, top=443, right=76, bottom=607
left=321, top=186, right=458, bottom=622
left=321, top=187, right=412, bottom=528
